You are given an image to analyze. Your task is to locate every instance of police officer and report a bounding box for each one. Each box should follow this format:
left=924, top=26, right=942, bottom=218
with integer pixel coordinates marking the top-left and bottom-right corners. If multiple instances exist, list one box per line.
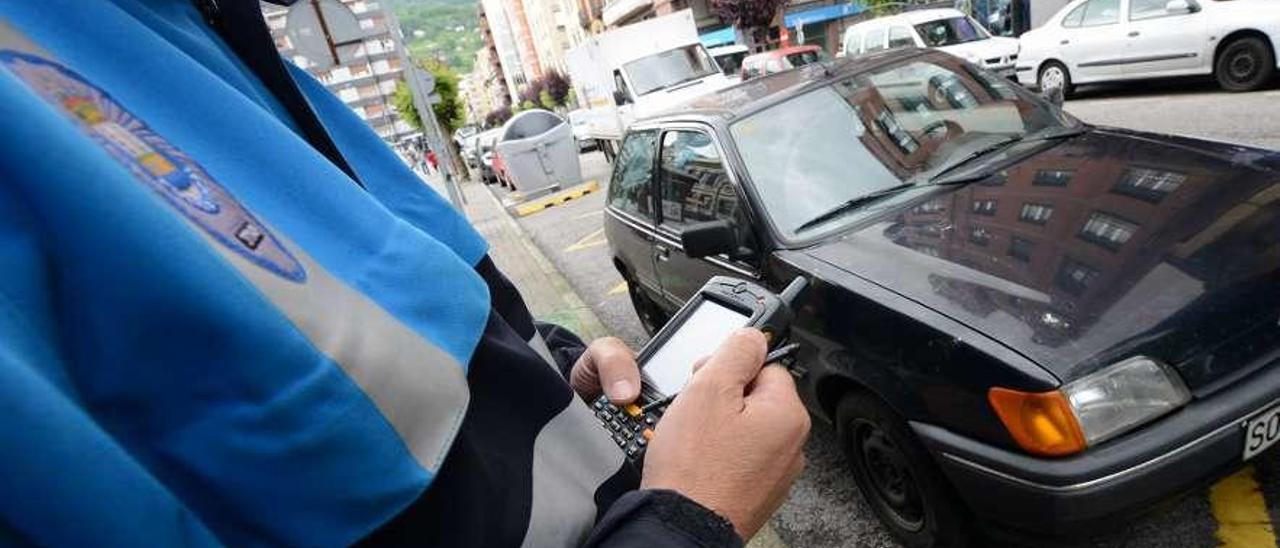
left=0, top=1, right=809, bottom=546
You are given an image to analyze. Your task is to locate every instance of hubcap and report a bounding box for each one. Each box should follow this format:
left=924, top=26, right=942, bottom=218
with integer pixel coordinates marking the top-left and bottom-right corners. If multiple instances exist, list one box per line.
left=1042, top=66, right=1065, bottom=91
left=854, top=421, right=925, bottom=531
left=1229, top=50, right=1258, bottom=84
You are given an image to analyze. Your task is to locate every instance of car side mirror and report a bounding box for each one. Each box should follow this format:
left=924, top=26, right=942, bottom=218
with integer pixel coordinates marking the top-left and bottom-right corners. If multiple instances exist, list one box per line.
left=1165, top=0, right=1194, bottom=13
left=613, top=90, right=629, bottom=106
left=1040, top=85, right=1065, bottom=107
left=681, top=220, right=750, bottom=260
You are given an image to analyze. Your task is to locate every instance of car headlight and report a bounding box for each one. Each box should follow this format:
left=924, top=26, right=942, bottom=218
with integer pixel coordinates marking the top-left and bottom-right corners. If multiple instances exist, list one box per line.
left=1063, top=356, right=1191, bottom=445
left=989, top=356, right=1190, bottom=456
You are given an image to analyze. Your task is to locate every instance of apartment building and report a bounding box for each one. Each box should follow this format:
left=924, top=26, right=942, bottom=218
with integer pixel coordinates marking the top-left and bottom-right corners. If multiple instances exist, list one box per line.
left=263, top=0, right=414, bottom=143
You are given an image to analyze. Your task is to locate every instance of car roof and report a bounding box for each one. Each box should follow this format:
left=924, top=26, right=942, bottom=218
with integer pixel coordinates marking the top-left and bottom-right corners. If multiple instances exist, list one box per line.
left=847, top=8, right=964, bottom=30
left=742, top=45, right=822, bottom=62
left=635, top=47, right=926, bottom=127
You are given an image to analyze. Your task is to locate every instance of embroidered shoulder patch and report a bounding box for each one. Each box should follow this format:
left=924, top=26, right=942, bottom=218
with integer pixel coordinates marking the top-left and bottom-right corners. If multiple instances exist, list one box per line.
left=0, top=50, right=306, bottom=282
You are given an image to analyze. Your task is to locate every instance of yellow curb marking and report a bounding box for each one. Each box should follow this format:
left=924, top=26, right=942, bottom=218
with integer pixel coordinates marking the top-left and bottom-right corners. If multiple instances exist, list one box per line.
left=512, top=180, right=599, bottom=217
left=1210, top=465, right=1277, bottom=548
left=565, top=227, right=607, bottom=253
left=607, top=281, right=628, bottom=296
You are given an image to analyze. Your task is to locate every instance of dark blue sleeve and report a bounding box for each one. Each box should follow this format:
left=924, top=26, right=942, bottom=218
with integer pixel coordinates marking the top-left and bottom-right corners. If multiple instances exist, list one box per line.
left=583, top=490, right=743, bottom=548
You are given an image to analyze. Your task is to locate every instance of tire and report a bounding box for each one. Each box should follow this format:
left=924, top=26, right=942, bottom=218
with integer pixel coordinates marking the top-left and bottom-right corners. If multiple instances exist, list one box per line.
left=1216, top=37, right=1276, bottom=92
left=1037, top=61, right=1074, bottom=99
left=836, top=393, right=971, bottom=548
left=620, top=269, right=668, bottom=336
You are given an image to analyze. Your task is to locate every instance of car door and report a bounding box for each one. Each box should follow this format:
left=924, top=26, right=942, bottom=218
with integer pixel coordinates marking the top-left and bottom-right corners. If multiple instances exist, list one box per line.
left=1122, top=0, right=1208, bottom=76
left=1059, top=0, right=1127, bottom=81
left=652, top=128, right=759, bottom=308
left=603, top=130, right=662, bottom=300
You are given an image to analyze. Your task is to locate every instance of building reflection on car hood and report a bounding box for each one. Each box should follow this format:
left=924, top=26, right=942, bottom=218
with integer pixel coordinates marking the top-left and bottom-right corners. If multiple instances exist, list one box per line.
left=805, top=128, right=1280, bottom=390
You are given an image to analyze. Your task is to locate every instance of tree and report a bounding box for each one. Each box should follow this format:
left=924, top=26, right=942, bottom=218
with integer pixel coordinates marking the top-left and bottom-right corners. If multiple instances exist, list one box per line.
left=543, top=70, right=571, bottom=107
left=391, top=59, right=466, bottom=135
left=710, top=0, right=789, bottom=50
left=484, top=105, right=512, bottom=127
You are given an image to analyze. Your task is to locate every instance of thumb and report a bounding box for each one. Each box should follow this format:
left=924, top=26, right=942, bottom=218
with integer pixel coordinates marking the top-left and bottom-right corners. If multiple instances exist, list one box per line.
left=589, top=337, right=641, bottom=404
left=694, top=329, right=768, bottom=394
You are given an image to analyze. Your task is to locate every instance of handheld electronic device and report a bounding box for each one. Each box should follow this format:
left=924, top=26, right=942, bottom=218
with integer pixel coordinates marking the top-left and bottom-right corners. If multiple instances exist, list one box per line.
left=593, top=276, right=807, bottom=463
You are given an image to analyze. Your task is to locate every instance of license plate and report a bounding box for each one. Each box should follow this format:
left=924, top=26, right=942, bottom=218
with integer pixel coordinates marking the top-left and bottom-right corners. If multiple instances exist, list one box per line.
left=1243, top=404, right=1280, bottom=460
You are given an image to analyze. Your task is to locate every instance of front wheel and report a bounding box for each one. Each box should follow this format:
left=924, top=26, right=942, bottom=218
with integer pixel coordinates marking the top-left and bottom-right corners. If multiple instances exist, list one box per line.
left=837, top=394, right=971, bottom=548
left=621, top=271, right=668, bottom=336
left=1037, top=61, right=1075, bottom=99
left=1216, top=37, right=1276, bottom=92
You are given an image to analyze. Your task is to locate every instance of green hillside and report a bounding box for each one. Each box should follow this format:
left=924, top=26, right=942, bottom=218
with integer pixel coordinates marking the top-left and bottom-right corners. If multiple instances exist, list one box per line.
left=388, top=0, right=482, bottom=73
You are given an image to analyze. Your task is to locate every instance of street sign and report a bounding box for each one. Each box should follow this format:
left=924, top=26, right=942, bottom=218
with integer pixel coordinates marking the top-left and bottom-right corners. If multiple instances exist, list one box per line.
left=285, top=0, right=364, bottom=70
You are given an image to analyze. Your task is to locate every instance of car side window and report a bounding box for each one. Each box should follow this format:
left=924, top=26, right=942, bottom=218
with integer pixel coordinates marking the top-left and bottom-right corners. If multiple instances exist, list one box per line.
left=888, top=26, right=914, bottom=49
left=864, top=28, right=886, bottom=52
left=1130, top=0, right=1187, bottom=20
left=766, top=59, right=785, bottom=73
left=608, top=130, right=657, bottom=219
left=1061, top=2, right=1087, bottom=27
left=657, top=130, right=750, bottom=245
left=1080, top=0, right=1120, bottom=26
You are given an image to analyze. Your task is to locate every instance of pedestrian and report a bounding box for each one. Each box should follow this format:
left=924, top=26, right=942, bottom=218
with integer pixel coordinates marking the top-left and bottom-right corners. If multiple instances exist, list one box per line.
left=0, top=1, right=810, bottom=547
left=426, top=147, right=439, bottom=174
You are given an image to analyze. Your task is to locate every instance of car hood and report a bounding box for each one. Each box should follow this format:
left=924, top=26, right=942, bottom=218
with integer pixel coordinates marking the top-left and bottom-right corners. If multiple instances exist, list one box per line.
left=804, top=128, right=1280, bottom=390
left=937, top=37, right=1019, bottom=61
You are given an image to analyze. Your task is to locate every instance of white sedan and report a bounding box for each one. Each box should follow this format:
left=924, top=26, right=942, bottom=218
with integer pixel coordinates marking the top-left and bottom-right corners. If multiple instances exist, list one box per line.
left=1017, top=0, right=1280, bottom=96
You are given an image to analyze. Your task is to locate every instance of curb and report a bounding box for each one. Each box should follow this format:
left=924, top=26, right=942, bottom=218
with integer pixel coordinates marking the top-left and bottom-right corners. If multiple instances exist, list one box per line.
left=473, top=180, right=610, bottom=341
left=509, top=180, right=599, bottom=217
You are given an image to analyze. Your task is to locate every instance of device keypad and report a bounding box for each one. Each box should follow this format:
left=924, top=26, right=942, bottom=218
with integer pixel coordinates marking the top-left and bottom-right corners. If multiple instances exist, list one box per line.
left=593, top=395, right=661, bottom=462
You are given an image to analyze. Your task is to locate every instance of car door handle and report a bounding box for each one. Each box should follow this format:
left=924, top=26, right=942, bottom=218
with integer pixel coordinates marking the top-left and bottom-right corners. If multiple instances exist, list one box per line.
left=655, top=244, right=671, bottom=261
left=1128, top=31, right=1140, bottom=37
left=1060, top=39, right=1070, bottom=45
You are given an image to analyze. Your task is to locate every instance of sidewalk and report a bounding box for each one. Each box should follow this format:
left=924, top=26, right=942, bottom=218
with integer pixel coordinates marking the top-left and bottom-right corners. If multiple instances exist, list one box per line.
left=457, top=177, right=609, bottom=341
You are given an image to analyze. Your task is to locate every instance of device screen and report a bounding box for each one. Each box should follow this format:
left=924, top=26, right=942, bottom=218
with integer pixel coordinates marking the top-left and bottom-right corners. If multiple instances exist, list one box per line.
left=643, top=299, right=750, bottom=395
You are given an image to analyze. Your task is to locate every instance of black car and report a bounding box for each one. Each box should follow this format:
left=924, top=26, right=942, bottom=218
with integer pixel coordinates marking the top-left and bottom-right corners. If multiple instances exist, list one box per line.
left=603, top=48, right=1280, bottom=546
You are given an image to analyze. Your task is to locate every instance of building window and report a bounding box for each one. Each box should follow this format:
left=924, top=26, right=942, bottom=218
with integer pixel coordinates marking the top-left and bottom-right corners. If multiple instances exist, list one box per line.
left=969, top=226, right=991, bottom=246
left=1113, top=167, right=1186, bottom=203
left=1019, top=203, right=1054, bottom=225
left=913, top=200, right=945, bottom=214
left=1033, top=169, right=1073, bottom=187
left=972, top=199, right=997, bottom=216
left=1008, top=236, right=1034, bottom=262
left=1079, top=211, right=1138, bottom=250
left=1056, top=258, right=1099, bottom=295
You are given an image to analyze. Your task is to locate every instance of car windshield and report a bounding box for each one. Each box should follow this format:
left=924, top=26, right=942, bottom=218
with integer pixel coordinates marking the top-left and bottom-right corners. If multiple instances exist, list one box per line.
left=729, top=54, right=1077, bottom=239
left=716, top=51, right=749, bottom=76
left=915, top=16, right=989, bottom=47
left=786, top=50, right=828, bottom=67
left=623, top=44, right=719, bottom=96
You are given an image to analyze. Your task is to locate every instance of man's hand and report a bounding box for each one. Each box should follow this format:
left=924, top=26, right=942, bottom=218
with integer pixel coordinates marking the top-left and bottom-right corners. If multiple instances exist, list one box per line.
left=569, top=337, right=641, bottom=404
left=640, top=329, right=810, bottom=541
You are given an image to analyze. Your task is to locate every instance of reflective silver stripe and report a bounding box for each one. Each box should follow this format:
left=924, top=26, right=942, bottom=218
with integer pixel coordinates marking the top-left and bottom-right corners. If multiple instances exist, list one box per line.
left=205, top=231, right=470, bottom=473
left=519, top=396, right=625, bottom=548
left=528, top=331, right=557, bottom=369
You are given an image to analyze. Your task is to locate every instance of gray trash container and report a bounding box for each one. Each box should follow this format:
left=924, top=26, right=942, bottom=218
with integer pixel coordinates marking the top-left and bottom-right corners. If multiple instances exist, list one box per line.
left=495, top=109, right=583, bottom=194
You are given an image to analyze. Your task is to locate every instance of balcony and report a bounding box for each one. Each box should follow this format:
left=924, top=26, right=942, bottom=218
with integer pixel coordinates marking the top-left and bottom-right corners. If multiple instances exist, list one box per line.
left=602, top=0, right=652, bottom=26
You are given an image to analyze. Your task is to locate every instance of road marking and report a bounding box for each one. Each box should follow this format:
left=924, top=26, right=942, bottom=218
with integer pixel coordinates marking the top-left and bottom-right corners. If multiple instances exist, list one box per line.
left=607, top=281, right=628, bottom=296
left=1210, top=465, right=1277, bottom=548
left=564, top=228, right=606, bottom=253
left=511, top=180, right=599, bottom=217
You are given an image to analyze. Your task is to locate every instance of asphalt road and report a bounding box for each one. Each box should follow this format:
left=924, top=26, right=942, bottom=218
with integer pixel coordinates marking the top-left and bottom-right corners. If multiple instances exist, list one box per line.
left=504, top=83, right=1280, bottom=548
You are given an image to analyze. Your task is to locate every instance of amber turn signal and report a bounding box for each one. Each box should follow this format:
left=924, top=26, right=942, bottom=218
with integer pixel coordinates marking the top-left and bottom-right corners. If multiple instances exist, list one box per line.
left=988, top=387, right=1087, bottom=457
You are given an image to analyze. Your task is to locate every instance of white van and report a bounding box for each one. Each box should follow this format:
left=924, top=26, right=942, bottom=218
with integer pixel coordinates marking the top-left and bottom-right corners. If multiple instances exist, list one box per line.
left=840, top=8, right=1020, bottom=79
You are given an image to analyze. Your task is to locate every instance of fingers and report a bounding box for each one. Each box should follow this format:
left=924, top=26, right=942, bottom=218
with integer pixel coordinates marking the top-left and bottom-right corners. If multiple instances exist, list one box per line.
left=691, top=329, right=768, bottom=396
left=589, top=337, right=640, bottom=404
left=689, top=355, right=712, bottom=375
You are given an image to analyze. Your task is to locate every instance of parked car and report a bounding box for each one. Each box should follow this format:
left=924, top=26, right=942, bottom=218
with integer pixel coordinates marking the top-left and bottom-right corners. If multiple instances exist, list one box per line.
left=474, top=128, right=502, bottom=185
left=740, top=45, right=829, bottom=80
left=841, top=8, right=1021, bottom=79
left=604, top=47, right=1280, bottom=546
left=1018, top=0, right=1280, bottom=96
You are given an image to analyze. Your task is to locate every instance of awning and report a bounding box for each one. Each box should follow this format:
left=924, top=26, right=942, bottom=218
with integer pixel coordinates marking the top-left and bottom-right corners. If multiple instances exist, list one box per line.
left=699, top=26, right=737, bottom=48
left=783, top=2, right=865, bottom=28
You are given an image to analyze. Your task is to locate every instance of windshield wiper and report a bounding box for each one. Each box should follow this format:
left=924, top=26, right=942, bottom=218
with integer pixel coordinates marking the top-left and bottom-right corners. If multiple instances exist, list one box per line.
left=794, top=183, right=916, bottom=233
left=927, top=126, right=1088, bottom=186
left=925, top=135, right=1023, bottom=185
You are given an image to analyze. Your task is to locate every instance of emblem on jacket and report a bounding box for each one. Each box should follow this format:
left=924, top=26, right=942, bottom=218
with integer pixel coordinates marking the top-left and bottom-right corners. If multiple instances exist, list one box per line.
left=1, top=50, right=305, bottom=282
